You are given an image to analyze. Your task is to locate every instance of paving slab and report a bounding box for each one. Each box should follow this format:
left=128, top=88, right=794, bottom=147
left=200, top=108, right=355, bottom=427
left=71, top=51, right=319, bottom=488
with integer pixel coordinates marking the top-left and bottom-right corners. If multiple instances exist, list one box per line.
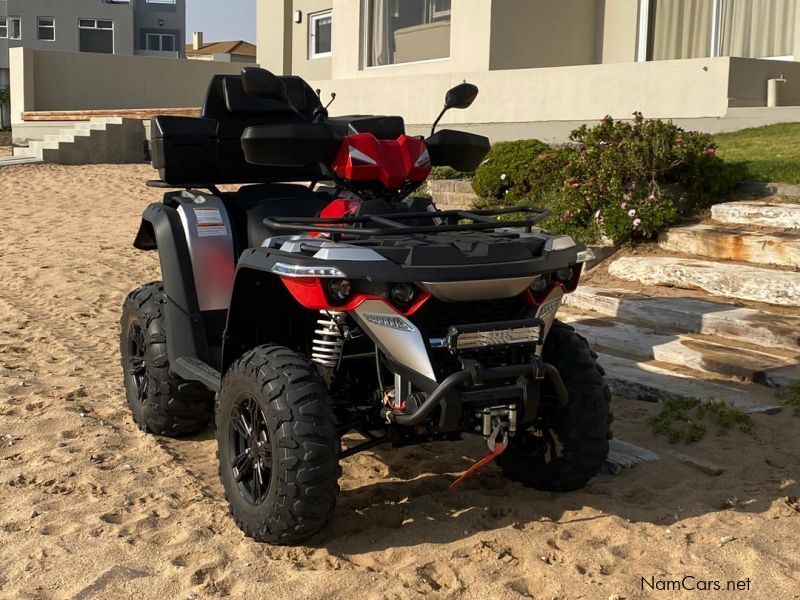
left=659, top=223, right=800, bottom=268
left=564, top=286, right=800, bottom=350
left=561, top=312, right=799, bottom=388
left=608, top=256, right=800, bottom=307
left=597, top=353, right=783, bottom=413
left=712, top=200, right=800, bottom=229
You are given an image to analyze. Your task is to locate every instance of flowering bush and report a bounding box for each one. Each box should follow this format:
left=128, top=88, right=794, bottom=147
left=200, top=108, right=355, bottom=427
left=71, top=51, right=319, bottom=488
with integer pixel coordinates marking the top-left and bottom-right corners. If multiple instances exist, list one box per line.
left=475, top=114, right=741, bottom=245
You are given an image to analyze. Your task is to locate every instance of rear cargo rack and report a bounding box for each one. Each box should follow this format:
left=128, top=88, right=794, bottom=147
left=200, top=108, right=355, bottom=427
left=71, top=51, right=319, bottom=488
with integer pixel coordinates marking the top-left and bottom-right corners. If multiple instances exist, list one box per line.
left=262, top=206, right=550, bottom=238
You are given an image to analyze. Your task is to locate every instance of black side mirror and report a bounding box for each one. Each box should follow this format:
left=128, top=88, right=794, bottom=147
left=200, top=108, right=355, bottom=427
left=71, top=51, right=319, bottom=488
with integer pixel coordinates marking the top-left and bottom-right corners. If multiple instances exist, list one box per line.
left=241, top=67, right=290, bottom=104
left=445, top=83, right=479, bottom=110
left=431, top=82, right=479, bottom=136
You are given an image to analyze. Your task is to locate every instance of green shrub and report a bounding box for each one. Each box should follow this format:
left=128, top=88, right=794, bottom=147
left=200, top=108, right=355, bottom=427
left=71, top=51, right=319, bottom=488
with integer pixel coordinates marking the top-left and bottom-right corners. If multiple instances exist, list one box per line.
left=650, top=397, right=754, bottom=444
left=471, top=139, right=549, bottom=201
left=776, top=382, right=800, bottom=415
left=477, top=114, right=740, bottom=245
left=428, top=166, right=474, bottom=180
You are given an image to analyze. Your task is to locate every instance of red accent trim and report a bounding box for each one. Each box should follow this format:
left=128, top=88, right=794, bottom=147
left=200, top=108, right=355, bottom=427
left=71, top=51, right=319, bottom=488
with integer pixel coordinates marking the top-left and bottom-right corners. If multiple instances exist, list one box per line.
left=331, top=133, right=431, bottom=189
left=279, top=277, right=432, bottom=316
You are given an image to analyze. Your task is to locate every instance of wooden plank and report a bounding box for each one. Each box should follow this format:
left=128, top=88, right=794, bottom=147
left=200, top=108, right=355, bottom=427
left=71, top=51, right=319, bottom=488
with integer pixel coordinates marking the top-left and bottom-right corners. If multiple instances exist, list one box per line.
left=22, top=108, right=201, bottom=122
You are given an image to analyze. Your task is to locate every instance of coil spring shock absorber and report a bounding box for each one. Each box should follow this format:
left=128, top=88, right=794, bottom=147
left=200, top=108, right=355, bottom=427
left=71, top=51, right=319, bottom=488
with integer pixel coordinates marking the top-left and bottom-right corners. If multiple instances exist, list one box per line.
left=311, top=311, right=345, bottom=371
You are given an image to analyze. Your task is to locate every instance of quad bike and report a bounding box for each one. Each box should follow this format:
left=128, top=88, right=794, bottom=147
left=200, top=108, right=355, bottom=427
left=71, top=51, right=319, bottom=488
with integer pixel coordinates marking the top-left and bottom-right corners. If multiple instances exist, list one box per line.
left=120, top=67, right=612, bottom=544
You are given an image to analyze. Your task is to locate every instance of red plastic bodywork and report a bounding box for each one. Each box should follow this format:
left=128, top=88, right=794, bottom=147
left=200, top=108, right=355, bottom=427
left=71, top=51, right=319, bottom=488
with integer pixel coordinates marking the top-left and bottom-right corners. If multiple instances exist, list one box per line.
left=280, top=276, right=430, bottom=316
left=331, top=133, right=431, bottom=189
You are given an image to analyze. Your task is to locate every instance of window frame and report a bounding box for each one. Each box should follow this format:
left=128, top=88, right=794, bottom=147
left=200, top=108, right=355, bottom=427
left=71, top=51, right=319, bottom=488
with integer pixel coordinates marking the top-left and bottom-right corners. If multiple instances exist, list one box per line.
left=637, top=0, right=796, bottom=62
left=0, top=17, right=7, bottom=39
left=361, top=0, right=452, bottom=69
left=37, top=16, right=56, bottom=42
left=146, top=32, right=176, bottom=52
left=9, top=16, right=21, bottom=41
left=308, top=10, right=332, bottom=59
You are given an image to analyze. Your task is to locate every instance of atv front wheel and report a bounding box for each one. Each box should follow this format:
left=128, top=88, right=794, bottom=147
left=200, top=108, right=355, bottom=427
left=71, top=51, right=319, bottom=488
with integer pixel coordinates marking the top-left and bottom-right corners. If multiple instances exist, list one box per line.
left=216, top=345, right=341, bottom=544
left=496, top=321, right=612, bottom=491
left=120, top=282, right=213, bottom=437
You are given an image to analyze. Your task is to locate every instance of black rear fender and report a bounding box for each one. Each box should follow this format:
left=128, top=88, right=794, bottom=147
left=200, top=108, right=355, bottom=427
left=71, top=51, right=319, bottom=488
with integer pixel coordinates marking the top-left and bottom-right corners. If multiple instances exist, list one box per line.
left=134, top=203, right=210, bottom=364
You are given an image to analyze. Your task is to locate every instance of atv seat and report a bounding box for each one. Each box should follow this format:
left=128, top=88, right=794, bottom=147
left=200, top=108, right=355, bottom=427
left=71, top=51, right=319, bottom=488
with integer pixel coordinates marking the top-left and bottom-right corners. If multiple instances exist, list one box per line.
left=229, top=183, right=331, bottom=250
left=150, top=74, right=329, bottom=186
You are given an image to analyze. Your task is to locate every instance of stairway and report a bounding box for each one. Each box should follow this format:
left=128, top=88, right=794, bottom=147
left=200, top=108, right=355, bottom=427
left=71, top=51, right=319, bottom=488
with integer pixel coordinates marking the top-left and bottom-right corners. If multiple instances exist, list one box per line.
left=12, top=118, right=145, bottom=164
left=563, top=198, right=800, bottom=412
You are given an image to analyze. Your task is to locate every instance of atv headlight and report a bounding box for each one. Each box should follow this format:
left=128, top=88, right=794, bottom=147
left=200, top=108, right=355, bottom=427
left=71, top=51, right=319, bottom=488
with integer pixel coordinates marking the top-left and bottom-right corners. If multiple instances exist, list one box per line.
left=390, top=283, right=416, bottom=305
left=327, top=279, right=353, bottom=302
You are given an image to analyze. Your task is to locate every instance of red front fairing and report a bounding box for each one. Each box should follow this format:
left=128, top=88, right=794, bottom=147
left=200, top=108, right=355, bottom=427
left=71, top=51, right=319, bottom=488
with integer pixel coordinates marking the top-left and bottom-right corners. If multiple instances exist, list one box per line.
left=331, top=133, right=431, bottom=189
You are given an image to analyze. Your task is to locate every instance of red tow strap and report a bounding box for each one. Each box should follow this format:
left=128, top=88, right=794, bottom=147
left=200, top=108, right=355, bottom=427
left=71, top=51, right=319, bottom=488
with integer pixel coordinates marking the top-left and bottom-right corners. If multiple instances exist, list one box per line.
left=449, top=442, right=507, bottom=491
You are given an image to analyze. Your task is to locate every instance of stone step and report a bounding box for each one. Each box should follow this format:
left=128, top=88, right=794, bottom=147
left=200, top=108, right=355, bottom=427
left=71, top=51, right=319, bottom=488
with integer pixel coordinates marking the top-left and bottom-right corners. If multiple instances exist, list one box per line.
left=596, top=353, right=782, bottom=413
left=89, top=116, right=124, bottom=126
left=658, top=223, right=800, bottom=268
left=608, top=257, right=800, bottom=307
left=44, top=134, right=78, bottom=144
left=59, top=127, right=93, bottom=137
left=561, top=311, right=799, bottom=388
left=712, top=200, right=800, bottom=230
left=29, top=140, right=60, bottom=151
left=12, top=146, right=41, bottom=159
left=563, top=286, right=800, bottom=351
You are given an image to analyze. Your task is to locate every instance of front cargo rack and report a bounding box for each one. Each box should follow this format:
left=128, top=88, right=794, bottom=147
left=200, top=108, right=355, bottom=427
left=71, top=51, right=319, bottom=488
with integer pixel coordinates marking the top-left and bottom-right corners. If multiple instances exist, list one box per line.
left=262, top=206, right=550, bottom=238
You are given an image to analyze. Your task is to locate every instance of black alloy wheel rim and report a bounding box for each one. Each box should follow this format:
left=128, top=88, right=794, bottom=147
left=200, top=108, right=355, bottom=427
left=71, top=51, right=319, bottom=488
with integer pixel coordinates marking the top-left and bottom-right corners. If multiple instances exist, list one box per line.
left=127, top=322, right=148, bottom=405
left=229, top=394, right=272, bottom=504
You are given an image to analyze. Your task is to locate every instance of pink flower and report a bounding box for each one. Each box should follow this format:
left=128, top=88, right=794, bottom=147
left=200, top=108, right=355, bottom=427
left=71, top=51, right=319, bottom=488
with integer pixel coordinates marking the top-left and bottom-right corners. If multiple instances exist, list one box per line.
left=562, top=211, right=571, bottom=221
left=633, top=218, right=642, bottom=228
left=628, top=209, right=636, bottom=217
left=705, top=147, right=716, bottom=155
left=620, top=202, right=627, bottom=210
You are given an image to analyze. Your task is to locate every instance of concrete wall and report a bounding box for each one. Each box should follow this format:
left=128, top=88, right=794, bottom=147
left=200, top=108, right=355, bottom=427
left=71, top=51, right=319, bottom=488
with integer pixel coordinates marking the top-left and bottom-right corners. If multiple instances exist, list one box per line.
left=9, top=47, right=242, bottom=125
left=257, top=0, right=293, bottom=74
left=489, top=0, right=600, bottom=70
left=310, top=57, right=735, bottom=128
left=291, top=0, right=333, bottom=81
left=3, top=0, right=136, bottom=55
left=0, top=0, right=8, bottom=70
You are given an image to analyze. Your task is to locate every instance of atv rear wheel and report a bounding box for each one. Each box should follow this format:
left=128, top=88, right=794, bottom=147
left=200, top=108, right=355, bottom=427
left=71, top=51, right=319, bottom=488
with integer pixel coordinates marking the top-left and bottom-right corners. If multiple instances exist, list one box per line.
left=496, top=321, right=612, bottom=491
left=120, top=282, right=213, bottom=437
left=216, top=345, right=340, bottom=544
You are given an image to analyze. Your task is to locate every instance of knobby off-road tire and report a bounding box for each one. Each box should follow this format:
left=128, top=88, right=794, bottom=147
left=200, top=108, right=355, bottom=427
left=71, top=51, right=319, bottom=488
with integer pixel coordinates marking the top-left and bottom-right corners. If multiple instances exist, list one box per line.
left=216, top=345, right=341, bottom=545
left=496, top=321, right=613, bottom=491
left=120, top=282, right=213, bottom=437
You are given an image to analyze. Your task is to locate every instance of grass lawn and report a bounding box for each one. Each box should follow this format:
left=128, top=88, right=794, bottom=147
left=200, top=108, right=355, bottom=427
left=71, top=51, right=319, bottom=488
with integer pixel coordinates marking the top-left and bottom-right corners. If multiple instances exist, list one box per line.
left=714, top=123, right=800, bottom=184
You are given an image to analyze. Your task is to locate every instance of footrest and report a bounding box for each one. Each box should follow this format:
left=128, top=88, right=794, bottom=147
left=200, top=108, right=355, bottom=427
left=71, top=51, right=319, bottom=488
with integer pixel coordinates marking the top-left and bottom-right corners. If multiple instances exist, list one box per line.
left=174, top=357, right=221, bottom=392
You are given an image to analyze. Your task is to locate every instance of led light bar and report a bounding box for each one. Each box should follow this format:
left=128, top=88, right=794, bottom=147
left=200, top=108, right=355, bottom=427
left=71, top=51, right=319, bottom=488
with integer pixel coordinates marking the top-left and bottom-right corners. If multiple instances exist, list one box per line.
left=272, top=262, right=347, bottom=279
left=447, top=319, right=544, bottom=354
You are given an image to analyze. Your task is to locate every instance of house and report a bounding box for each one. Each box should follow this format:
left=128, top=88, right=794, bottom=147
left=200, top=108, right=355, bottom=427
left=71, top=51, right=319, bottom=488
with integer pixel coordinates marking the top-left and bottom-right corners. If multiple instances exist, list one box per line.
left=0, top=0, right=185, bottom=126
left=256, top=0, right=800, bottom=140
left=186, top=32, right=257, bottom=64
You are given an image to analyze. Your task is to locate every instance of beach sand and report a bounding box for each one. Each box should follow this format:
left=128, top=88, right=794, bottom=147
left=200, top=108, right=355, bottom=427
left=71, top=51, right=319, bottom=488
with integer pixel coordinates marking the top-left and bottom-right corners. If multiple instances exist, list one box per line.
left=0, top=163, right=798, bottom=599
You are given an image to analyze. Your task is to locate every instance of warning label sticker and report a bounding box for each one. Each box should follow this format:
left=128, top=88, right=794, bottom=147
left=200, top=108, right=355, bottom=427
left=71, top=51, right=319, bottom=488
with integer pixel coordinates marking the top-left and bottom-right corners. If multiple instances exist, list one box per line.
left=193, top=208, right=227, bottom=237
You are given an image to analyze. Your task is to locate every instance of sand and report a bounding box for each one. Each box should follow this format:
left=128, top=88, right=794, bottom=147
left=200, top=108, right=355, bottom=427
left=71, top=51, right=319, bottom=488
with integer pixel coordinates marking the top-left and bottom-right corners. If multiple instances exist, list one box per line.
left=0, top=163, right=798, bottom=599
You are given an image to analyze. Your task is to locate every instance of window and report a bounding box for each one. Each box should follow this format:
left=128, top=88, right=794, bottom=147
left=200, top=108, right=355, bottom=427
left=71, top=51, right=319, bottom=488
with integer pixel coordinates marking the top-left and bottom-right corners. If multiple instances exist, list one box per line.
left=9, top=17, right=21, bottom=40
left=37, top=17, right=55, bottom=41
left=146, top=0, right=177, bottom=4
left=309, top=11, right=332, bottom=58
left=363, top=0, right=451, bottom=67
left=146, top=33, right=176, bottom=52
left=641, top=0, right=797, bottom=61
left=0, top=18, right=7, bottom=39
left=79, top=19, right=114, bottom=54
